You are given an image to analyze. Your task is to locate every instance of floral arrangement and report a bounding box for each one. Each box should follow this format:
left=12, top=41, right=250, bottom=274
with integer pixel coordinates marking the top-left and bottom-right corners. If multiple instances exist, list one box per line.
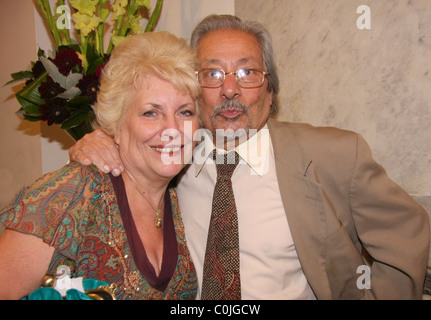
left=7, top=0, right=163, bottom=141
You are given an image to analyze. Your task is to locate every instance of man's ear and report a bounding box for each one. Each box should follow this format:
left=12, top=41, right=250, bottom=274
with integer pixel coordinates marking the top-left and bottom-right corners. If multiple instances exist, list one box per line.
left=266, top=89, right=274, bottom=113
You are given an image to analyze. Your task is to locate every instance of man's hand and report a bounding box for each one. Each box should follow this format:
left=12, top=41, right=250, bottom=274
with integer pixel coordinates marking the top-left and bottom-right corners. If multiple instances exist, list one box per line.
left=69, top=128, right=124, bottom=176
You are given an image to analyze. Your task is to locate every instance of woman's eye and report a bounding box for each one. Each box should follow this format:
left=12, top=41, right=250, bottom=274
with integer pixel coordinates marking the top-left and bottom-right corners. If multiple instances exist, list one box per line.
left=142, top=110, right=157, bottom=117
left=179, top=109, right=194, bottom=117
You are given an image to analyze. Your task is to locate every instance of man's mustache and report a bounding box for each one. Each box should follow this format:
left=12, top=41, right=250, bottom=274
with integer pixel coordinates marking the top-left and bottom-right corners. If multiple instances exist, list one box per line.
left=212, top=100, right=250, bottom=115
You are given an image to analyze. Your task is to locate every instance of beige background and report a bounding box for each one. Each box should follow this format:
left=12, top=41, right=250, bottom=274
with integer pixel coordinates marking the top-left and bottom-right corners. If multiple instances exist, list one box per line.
left=0, top=1, right=42, bottom=211
left=235, top=0, right=431, bottom=196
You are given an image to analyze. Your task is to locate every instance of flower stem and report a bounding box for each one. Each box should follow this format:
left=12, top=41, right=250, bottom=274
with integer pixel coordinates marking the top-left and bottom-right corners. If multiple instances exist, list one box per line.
left=120, top=0, right=137, bottom=37
left=80, top=33, right=88, bottom=73
left=96, top=0, right=105, bottom=56
left=145, top=0, right=163, bottom=32
left=37, top=0, right=63, bottom=48
left=107, top=14, right=124, bottom=54
left=57, top=0, right=72, bottom=45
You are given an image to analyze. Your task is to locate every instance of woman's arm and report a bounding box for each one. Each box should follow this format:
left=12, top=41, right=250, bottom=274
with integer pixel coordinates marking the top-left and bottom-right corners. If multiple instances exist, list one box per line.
left=0, top=229, right=55, bottom=299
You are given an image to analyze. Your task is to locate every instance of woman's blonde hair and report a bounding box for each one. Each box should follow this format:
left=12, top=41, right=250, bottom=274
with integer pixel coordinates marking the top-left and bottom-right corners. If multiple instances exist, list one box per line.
left=93, top=31, right=200, bottom=136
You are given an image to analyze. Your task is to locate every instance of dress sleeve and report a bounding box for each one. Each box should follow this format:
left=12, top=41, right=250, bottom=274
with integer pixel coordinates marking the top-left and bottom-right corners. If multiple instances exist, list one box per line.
left=0, top=163, right=89, bottom=254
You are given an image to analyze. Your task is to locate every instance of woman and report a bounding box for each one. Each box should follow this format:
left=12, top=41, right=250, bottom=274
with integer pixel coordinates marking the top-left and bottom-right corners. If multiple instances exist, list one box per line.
left=0, top=32, right=200, bottom=300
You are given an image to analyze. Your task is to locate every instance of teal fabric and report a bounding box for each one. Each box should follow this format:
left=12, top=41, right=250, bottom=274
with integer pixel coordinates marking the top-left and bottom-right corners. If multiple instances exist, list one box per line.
left=22, top=279, right=110, bottom=300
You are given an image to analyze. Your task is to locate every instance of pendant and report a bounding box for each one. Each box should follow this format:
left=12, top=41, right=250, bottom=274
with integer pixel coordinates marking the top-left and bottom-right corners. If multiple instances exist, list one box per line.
left=155, top=217, right=163, bottom=229
left=154, top=209, right=162, bottom=229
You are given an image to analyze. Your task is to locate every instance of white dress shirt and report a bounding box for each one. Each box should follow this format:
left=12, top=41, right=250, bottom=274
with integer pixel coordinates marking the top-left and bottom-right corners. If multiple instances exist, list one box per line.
left=177, top=125, right=316, bottom=299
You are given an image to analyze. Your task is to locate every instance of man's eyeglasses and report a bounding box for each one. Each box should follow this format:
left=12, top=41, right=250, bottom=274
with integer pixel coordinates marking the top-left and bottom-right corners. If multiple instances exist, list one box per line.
left=196, top=68, right=269, bottom=88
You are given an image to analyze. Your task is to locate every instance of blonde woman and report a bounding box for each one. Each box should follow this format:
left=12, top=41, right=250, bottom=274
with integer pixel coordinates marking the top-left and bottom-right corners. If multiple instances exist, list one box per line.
left=0, top=32, right=200, bottom=300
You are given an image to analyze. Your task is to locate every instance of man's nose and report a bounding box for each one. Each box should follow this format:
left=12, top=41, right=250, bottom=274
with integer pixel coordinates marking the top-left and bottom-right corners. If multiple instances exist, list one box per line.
left=220, top=73, right=241, bottom=100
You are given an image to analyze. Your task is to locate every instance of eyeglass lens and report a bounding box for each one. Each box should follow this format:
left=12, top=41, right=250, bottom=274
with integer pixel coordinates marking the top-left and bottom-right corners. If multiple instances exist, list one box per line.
left=198, top=68, right=266, bottom=88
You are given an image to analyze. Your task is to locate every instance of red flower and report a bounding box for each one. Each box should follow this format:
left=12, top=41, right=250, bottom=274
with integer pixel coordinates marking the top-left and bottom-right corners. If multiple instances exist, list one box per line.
left=32, top=60, right=46, bottom=79
left=38, top=76, right=66, bottom=100
left=39, top=98, right=70, bottom=126
left=78, top=74, right=100, bottom=104
left=95, top=55, right=110, bottom=77
left=53, top=49, right=82, bottom=76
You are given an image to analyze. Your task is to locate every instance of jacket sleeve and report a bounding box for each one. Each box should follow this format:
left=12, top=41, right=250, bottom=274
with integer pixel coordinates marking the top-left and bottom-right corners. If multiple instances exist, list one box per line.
left=349, top=134, right=430, bottom=299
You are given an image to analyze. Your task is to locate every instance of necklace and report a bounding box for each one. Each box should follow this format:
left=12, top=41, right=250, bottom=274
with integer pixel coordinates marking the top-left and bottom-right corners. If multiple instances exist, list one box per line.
left=125, top=171, right=165, bottom=229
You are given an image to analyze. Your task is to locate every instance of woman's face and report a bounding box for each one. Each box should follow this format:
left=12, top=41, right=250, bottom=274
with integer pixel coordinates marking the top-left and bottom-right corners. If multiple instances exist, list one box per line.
left=114, top=75, right=199, bottom=182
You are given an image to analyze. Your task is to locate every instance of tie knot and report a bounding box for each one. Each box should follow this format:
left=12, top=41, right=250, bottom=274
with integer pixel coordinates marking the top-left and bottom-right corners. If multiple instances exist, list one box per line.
left=213, top=150, right=240, bottom=178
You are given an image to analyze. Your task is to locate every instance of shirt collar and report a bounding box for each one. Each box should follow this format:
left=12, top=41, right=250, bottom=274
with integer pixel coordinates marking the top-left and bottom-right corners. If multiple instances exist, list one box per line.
left=193, top=124, right=271, bottom=177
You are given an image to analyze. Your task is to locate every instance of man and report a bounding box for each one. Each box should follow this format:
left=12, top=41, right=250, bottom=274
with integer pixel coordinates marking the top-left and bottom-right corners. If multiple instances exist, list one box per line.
left=70, top=15, right=429, bottom=299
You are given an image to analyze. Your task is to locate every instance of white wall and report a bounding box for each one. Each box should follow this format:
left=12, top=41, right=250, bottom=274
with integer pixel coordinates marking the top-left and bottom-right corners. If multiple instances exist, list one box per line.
left=236, top=0, right=431, bottom=196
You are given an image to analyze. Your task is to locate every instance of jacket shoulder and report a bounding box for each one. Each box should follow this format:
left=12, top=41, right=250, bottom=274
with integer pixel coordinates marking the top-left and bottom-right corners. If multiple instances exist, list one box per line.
left=270, top=119, right=358, bottom=142
left=269, top=119, right=362, bottom=157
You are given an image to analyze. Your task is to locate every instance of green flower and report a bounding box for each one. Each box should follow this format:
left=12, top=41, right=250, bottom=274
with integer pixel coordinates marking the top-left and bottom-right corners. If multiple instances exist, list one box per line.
left=100, top=8, right=110, bottom=22
left=69, top=0, right=99, bottom=16
left=111, top=35, right=128, bottom=47
left=136, top=0, right=151, bottom=9
left=72, top=12, right=101, bottom=37
left=112, top=0, right=128, bottom=21
left=128, top=14, right=143, bottom=34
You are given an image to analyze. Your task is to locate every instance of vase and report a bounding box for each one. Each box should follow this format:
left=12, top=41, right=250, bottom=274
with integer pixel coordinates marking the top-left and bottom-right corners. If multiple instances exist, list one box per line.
left=65, top=117, right=94, bottom=141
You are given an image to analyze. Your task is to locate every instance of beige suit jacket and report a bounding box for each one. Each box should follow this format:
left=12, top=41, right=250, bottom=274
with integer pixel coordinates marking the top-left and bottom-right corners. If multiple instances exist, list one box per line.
left=268, top=118, right=429, bottom=299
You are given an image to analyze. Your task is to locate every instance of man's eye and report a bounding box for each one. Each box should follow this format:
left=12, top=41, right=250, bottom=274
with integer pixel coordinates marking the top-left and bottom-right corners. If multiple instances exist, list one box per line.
left=208, top=70, right=223, bottom=79
left=238, top=68, right=252, bottom=77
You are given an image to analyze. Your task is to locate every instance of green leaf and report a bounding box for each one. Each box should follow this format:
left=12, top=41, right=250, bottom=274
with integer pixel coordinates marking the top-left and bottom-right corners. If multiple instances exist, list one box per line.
left=61, top=110, right=91, bottom=129
left=87, top=55, right=106, bottom=75
left=17, top=107, right=41, bottom=121
left=5, top=71, right=34, bottom=85
left=19, top=101, right=42, bottom=115
left=85, top=43, right=99, bottom=66
left=15, top=71, right=48, bottom=115
left=61, top=114, right=94, bottom=140
left=66, top=95, right=92, bottom=110
left=58, top=43, right=81, bottom=53
left=37, top=48, right=46, bottom=57
left=22, top=114, right=42, bottom=122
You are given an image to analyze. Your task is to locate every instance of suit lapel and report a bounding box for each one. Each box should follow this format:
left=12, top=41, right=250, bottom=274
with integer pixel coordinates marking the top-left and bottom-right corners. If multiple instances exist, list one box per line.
left=268, top=118, right=332, bottom=299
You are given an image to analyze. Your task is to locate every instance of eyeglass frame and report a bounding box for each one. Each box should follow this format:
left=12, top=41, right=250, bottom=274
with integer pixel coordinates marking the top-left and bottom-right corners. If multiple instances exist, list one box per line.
left=196, top=68, right=270, bottom=88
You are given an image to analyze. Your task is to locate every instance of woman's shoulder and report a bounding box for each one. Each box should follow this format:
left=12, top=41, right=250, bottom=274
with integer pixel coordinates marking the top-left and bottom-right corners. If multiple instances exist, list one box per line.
left=28, top=162, right=109, bottom=193
left=0, top=163, right=110, bottom=241
left=51, top=162, right=107, bottom=182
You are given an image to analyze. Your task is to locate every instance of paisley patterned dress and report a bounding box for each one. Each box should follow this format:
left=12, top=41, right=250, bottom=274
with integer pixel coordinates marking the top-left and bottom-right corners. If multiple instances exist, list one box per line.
left=0, top=162, right=197, bottom=300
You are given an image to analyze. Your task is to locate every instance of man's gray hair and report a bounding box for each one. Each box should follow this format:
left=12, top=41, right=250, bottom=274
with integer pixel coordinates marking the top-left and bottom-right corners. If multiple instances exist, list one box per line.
left=191, top=14, right=279, bottom=115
